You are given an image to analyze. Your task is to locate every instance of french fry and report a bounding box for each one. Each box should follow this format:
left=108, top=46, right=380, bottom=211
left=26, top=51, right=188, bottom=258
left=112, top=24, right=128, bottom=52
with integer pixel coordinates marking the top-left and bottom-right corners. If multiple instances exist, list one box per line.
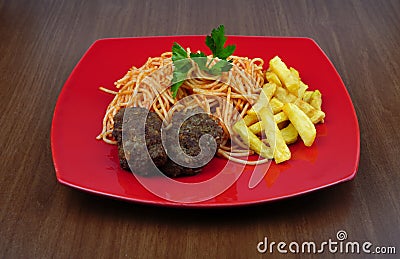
left=310, top=90, right=322, bottom=110
left=275, top=86, right=297, bottom=103
left=302, top=90, right=314, bottom=103
left=296, top=100, right=324, bottom=123
left=261, top=123, right=298, bottom=145
left=289, top=67, right=309, bottom=98
left=248, top=122, right=263, bottom=135
left=270, top=56, right=300, bottom=95
left=259, top=108, right=291, bottom=163
left=243, top=114, right=259, bottom=126
left=263, top=83, right=277, bottom=100
left=280, top=123, right=299, bottom=144
left=233, top=119, right=273, bottom=158
left=248, top=112, right=289, bottom=135
left=270, top=97, right=284, bottom=114
left=290, top=67, right=300, bottom=79
left=282, top=103, right=316, bottom=147
left=293, top=99, right=325, bottom=124
left=298, top=81, right=309, bottom=99
left=265, top=70, right=282, bottom=87
left=247, top=83, right=277, bottom=116
left=274, top=111, right=288, bottom=124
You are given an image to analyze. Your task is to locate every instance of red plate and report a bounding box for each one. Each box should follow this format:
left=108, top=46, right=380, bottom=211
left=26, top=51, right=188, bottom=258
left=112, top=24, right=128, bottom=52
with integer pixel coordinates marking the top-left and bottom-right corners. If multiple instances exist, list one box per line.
left=51, top=36, right=360, bottom=207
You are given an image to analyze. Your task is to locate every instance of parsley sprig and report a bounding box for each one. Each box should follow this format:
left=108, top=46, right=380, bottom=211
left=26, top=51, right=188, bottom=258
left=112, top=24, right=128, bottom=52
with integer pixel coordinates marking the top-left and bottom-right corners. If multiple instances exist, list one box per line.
left=171, top=25, right=236, bottom=98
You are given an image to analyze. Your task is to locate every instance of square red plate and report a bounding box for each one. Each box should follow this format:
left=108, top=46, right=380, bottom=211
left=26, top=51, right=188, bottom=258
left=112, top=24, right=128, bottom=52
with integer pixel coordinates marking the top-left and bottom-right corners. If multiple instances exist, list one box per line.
left=51, top=36, right=360, bottom=207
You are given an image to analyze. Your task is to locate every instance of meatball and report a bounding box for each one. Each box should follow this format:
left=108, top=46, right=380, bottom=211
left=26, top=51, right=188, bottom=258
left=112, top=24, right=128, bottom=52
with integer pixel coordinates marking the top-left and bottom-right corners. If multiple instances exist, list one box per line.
left=112, top=107, right=167, bottom=176
left=160, top=109, right=224, bottom=177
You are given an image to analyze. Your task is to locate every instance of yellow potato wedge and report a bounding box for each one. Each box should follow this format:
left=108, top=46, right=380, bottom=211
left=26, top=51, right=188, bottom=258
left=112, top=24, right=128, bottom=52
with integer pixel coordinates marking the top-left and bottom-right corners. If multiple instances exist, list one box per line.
left=248, top=122, right=262, bottom=135
left=274, top=111, right=289, bottom=124
left=265, top=70, right=282, bottom=87
left=233, top=119, right=273, bottom=159
left=275, top=86, right=297, bottom=103
left=270, top=97, right=284, bottom=114
left=294, top=99, right=325, bottom=124
left=280, top=123, right=299, bottom=144
left=259, top=108, right=291, bottom=163
left=310, top=89, right=322, bottom=110
left=248, top=111, right=289, bottom=135
left=270, top=56, right=300, bottom=95
left=243, top=114, right=259, bottom=126
left=290, top=67, right=300, bottom=79
left=298, top=81, right=309, bottom=99
left=247, top=83, right=277, bottom=116
left=302, top=90, right=314, bottom=103
left=282, top=103, right=316, bottom=147
left=289, top=67, right=308, bottom=98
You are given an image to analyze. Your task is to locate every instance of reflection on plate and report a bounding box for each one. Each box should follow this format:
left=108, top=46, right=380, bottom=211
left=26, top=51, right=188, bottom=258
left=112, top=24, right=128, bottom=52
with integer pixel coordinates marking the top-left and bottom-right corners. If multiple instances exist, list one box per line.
left=51, top=36, right=359, bottom=207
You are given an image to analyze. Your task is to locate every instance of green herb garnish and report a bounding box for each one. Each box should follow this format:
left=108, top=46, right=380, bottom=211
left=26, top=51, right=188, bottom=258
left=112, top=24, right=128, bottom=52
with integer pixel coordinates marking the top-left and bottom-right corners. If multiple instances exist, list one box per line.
left=170, top=42, right=191, bottom=97
left=171, top=25, right=236, bottom=98
left=205, top=25, right=236, bottom=60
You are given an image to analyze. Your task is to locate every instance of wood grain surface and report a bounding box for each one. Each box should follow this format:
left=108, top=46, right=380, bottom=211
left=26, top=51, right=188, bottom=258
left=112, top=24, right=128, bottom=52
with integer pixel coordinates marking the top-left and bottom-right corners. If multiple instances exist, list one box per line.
left=1, top=0, right=399, bottom=258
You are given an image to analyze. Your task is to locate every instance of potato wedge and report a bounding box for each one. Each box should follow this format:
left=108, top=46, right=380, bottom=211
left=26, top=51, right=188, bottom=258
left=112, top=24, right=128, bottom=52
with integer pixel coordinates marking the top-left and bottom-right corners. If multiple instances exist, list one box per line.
left=275, top=86, right=297, bottom=103
left=302, top=90, right=314, bottom=103
left=247, top=83, right=277, bottom=116
left=259, top=108, right=291, bottom=163
left=290, top=67, right=300, bottom=79
left=243, top=114, right=259, bottom=126
left=298, top=81, right=309, bottom=99
left=248, top=122, right=263, bottom=135
left=248, top=112, right=289, bottom=135
left=265, top=70, right=282, bottom=87
left=310, top=89, right=322, bottom=110
left=294, top=99, right=325, bottom=124
left=274, top=111, right=289, bottom=124
left=289, top=67, right=309, bottom=98
left=233, top=119, right=273, bottom=158
left=282, top=103, right=316, bottom=147
left=270, top=56, right=300, bottom=95
left=270, top=97, right=284, bottom=114
left=280, top=123, right=299, bottom=144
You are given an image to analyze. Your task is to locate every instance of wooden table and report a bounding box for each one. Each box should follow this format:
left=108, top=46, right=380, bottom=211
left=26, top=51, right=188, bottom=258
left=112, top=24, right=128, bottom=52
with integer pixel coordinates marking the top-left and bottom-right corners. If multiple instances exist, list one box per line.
left=1, top=0, right=399, bottom=258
